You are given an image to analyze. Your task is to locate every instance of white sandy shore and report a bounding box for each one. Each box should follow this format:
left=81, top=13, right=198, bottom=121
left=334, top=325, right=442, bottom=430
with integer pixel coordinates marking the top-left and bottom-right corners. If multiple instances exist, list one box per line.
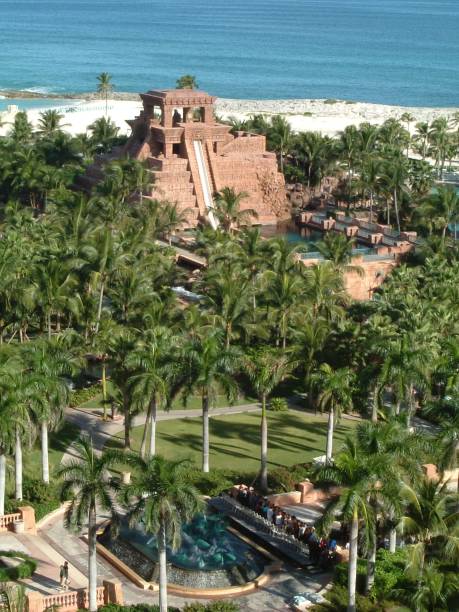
left=0, top=97, right=458, bottom=138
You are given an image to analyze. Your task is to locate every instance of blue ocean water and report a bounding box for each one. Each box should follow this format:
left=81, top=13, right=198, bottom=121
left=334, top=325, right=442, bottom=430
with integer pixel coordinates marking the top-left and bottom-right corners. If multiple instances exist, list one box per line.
left=1, top=0, right=458, bottom=106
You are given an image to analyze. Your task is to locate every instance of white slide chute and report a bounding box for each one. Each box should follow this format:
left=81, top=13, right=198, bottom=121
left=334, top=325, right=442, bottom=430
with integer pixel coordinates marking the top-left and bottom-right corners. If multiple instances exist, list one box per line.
left=193, top=140, right=218, bottom=229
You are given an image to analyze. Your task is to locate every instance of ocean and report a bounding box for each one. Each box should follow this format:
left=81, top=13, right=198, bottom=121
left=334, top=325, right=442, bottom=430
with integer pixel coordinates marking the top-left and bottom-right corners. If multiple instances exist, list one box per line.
left=1, top=0, right=458, bottom=107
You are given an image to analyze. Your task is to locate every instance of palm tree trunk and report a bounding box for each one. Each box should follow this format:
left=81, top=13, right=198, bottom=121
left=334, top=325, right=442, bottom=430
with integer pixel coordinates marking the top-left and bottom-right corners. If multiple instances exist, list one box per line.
left=260, top=393, right=268, bottom=492
left=102, top=363, right=108, bottom=421
left=365, top=534, right=377, bottom=595
left=123, top=397, right=131, bottom=450
left=202, top=394, right=210, bottom=473
left=369, top=191, right=374, bottom=224
left=47, top=312, right=52, bottom=339
left=158, top=520, right=168, bottom=612
left=15, top=428, right=22, bottom=501
left=140, top=403, right=152, bottom=459
left=88, top=503, right=98, bottom=612
left=149, top=396, right=157, bottom=458
left=371, top=387, right=378, bottom=423
left=41, top=421, right=50, bottom=484
left=393, top=189, right=401, bottom=234
left=389, top=508, right=397, bottom=553
left=95, top=279, right=105, bottom=334
left=326, top=406, right=334, bottom=463
left=347, top=510, right=359, bottom=612
left=0, top=450, right=5, bottom=516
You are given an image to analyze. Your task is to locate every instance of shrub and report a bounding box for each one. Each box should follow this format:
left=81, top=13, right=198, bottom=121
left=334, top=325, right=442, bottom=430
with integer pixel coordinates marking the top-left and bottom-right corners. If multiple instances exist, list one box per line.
left=303, top=111, right=313, bottom=116
left=269, top=397, right=288, bottom=412
left=183, top=603, right=239, bottom=612
left=324, top=99, right=338, bottom=105
left=69, top=383, right=102, bottom=407
left=0, top=551, right=37, bottom=582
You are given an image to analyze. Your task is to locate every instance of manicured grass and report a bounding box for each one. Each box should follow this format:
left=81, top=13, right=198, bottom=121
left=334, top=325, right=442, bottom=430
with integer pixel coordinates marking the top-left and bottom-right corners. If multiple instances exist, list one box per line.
left=106, top=410, right=357, bottom=472
left=23, top=421, right=81, bottom=477
left=79, top=393, right=256, bottom=411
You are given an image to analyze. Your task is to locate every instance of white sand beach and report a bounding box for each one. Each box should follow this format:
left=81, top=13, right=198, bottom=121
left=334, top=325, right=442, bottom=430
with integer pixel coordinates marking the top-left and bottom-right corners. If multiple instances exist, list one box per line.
left=1, top=97, right=458, bottom=138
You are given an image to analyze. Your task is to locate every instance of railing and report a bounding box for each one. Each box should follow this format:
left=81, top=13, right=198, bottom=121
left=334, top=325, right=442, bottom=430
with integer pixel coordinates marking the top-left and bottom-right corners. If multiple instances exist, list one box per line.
left=0, top=512, right=21, bottom=530
left=41, top=587, right=105, bottom=611
left=210, top=494, right=311, bottom=566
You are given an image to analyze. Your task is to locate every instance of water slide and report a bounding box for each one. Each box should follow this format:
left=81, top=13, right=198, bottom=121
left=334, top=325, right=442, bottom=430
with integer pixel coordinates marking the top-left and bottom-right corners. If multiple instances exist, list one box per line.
left=192, top=140, right=218, bottom=229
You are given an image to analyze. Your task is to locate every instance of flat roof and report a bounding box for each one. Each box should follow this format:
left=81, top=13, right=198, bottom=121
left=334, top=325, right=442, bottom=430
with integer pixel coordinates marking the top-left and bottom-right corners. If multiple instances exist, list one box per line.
left=141, top=89, right=215, bottom=106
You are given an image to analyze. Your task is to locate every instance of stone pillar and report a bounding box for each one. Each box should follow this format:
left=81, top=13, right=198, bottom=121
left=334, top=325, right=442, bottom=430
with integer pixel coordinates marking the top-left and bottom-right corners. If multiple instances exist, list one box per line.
left=164, top=142, right=173, bottom=157
left=103, top=579, right=124, bottom=605
left=203, top=105, right=213, bottom=124
left=27, top=591, right=43, bottom=612
left=18, top=506, right=36, bottom=535
left=162, top=105, right=173, bottom=127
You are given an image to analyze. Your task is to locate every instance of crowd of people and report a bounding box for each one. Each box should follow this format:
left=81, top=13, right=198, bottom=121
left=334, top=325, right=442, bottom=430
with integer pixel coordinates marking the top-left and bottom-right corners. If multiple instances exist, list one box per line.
left=230, top=485, right=343, bottom=568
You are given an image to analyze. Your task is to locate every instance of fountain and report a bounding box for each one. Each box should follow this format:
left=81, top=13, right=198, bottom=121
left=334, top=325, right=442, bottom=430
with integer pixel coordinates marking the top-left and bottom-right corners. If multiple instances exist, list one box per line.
left=98, top=512, right=270, bottom=590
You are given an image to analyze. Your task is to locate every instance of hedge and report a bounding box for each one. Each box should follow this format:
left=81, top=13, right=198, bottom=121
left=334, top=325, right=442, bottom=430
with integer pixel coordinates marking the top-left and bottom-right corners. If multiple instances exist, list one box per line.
left=0, top=551, right=37, bottom=582
left=96, top=602, right=239, bottom=612
left=69, top=383, right=102, bottom=407
left=334, top=549, right=407, bottom=599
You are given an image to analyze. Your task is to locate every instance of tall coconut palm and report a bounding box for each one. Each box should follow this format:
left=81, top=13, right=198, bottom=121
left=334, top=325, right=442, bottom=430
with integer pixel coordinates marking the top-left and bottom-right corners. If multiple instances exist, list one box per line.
left=58, top=435, right=119, bottom=612
left=312, top=363, right=354, bottom=463
left=0, top=395, right=16, bottom=515
left=357, top=155, right=381, bottom=223
left=244, top=348, right=295, bottom=491
left=314, top=438, right=386, bottom=612
left=381, top=153, right=409, bottom=233
left=214, top=187, right=257, bottom=234
left=24, top=335, right=80, bottom=483
left=268, top=115, right=293, bottom=172
left=399, top=477, right=459, bottom=588
left=181, top=330, right=239, bottom=472
left=122, top=455, right=202, bottom=612
left=96, top=72, right=114, bottom=116
left=127, top=326, right=177, bottom=459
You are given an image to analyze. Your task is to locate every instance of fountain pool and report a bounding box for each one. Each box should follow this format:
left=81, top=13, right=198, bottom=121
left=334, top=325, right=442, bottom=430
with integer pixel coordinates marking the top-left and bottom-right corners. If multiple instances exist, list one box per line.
left=98, top=512, right=269, bottom=590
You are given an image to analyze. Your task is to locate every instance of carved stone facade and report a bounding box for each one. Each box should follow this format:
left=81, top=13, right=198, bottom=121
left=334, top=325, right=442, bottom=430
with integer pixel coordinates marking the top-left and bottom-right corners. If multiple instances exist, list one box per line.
left=122, top=88, right=289, bottom=226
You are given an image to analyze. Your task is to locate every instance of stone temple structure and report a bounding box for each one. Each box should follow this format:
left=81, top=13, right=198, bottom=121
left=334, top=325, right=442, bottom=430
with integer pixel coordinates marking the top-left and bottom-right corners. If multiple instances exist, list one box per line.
left=121, top=88, right=289, bottom=227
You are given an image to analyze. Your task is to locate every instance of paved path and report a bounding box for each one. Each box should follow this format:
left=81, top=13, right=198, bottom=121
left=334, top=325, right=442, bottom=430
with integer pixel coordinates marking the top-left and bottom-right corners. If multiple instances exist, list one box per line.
left=63, top=403, right=261, bottom=460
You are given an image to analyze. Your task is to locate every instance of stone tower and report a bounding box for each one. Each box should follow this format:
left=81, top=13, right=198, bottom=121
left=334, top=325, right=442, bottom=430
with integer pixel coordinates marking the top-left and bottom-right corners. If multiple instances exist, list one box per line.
left=122, top=88, right=289, bottom=227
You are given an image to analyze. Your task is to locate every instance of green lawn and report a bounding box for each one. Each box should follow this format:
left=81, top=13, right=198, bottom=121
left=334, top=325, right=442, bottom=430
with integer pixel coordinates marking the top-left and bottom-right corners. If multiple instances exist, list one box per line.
left=23, top=421, right=81, bottom=479
left=106, top=410, right=357, bottom=472
left=78, top=393, right=256, bottom=411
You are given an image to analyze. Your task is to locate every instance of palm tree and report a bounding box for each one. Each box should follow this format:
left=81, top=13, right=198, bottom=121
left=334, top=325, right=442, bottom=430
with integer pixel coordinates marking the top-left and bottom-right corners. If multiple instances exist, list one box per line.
left=122, top=455, right=202, bottom=612
left=88, top=117, right=119, bottom=153
left=181, top=329, right=239, bottom=472
left=58, top=435, right=119, bottom=612
left=399, top=477, right=459, bottom=588
left=314, top=438, right=385, bottom=612
left=24, top=335, right=80, bottom=483
left=381, top=153, right=409, bottom=233
left=244, top=348, right=294, bottom=491
left=176, top=75, right=198, bottom=89
left=268, top=115, right=293, bottom=172
left=37, top=109, right=68, bottom=137
left=214, top=187, right=257, bottom=234
left=312, top=363, right=354, bottom=463
left=418, top=186, right=459, bottom=241
left=435, top=414, right=459, bottom=492
left=96, top=72, right=114, bottom=116
left=0, top=393, right=16, bottom=515
left=127, top=326, right=177, bottom=459
left=357, top=156, right=381, bottom=223
left=316, top=233, right=363, bottom=278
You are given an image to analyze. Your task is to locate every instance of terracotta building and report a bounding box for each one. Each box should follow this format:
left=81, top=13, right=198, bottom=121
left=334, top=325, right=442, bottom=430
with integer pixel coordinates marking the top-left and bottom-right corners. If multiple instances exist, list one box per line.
left=121, top=88, right=289, bottom=227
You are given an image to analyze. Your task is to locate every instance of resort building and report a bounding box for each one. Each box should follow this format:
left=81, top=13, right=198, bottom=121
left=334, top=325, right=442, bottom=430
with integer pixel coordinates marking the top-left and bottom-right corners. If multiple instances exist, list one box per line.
left=120, top=88, right=290, bottom=227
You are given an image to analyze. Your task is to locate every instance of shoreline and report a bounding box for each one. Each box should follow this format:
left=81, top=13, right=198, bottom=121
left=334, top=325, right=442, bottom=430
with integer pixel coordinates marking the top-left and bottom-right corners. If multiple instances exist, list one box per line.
left=1, top=91, right=458, bottom=139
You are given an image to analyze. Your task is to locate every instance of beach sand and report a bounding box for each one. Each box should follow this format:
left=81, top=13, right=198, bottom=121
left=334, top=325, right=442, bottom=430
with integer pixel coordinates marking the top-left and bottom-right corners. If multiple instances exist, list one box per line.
left=0, top=96, right=457, bottom=138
